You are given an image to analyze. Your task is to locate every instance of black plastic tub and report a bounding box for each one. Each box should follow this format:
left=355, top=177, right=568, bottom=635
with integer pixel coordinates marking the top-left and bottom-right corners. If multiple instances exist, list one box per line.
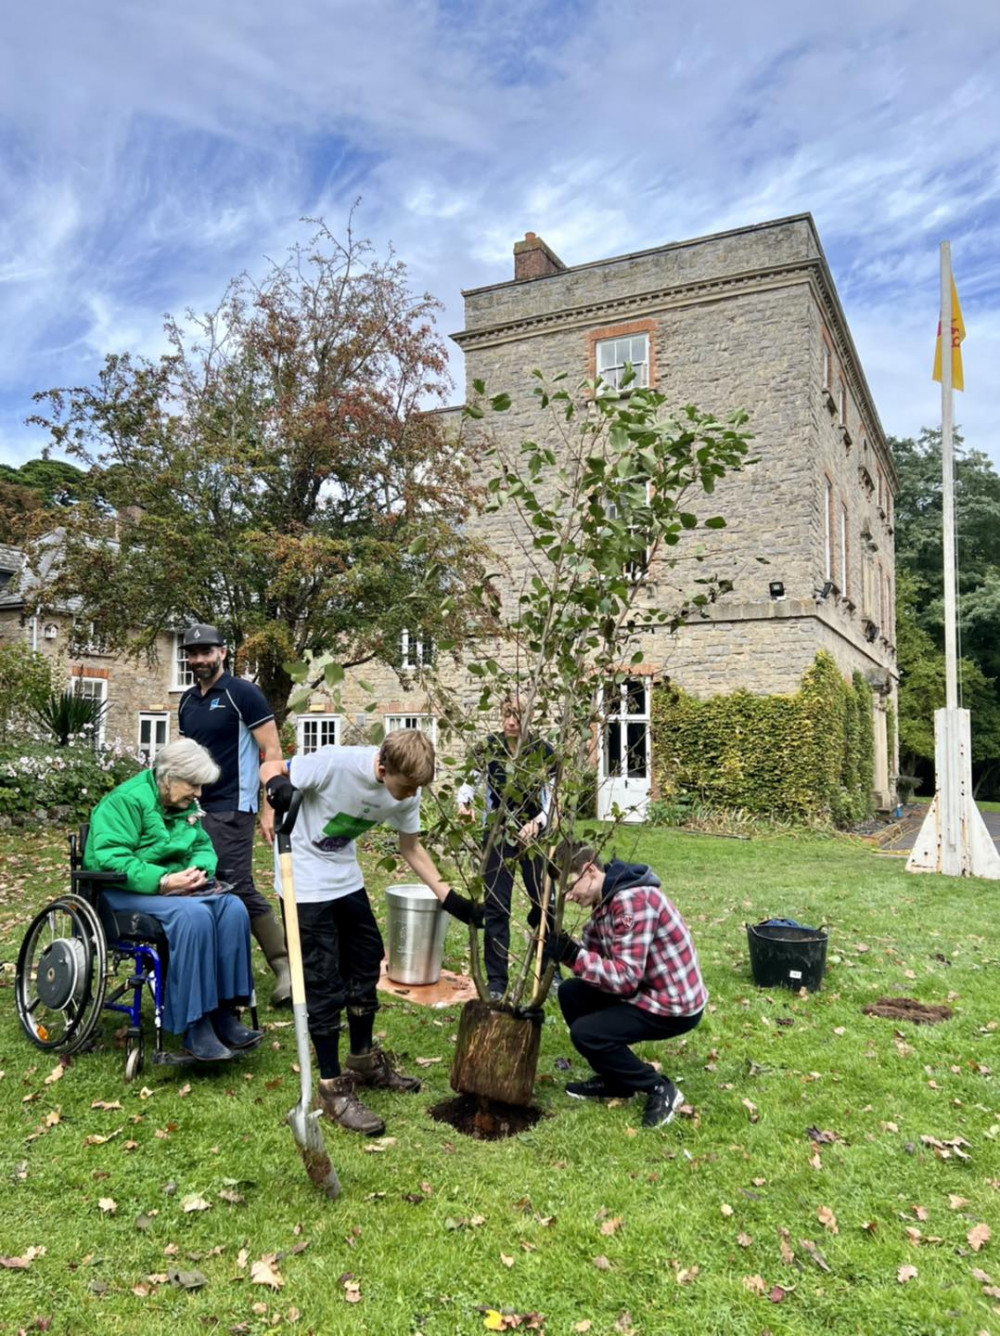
left=746, top=920, right=828, bottom=992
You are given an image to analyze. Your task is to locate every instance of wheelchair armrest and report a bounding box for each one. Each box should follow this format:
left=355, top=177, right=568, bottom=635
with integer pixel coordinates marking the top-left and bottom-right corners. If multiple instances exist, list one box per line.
left=72, top=869, right=128, bottom=890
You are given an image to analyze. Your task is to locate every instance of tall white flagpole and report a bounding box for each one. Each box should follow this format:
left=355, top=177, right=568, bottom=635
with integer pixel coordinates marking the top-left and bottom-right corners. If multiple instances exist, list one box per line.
left=908, top=242, right=1000, bottom=878
left=940, top=243, right=958, bottom=709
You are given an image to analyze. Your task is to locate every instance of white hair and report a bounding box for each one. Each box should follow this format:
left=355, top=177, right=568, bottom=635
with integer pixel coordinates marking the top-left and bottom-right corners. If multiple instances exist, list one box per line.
left=153, top=738, right=220, bottom=787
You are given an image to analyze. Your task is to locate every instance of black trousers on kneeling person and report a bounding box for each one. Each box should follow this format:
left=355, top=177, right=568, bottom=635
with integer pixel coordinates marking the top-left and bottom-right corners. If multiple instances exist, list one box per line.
left=558, top=977, right=702, bottom=1094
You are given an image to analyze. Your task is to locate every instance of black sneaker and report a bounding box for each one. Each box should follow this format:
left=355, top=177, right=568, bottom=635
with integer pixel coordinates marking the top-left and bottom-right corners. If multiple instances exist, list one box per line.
left=565, top=1075, right=632, bottom=1101
left=642, top=1079, right=684, bottom=1129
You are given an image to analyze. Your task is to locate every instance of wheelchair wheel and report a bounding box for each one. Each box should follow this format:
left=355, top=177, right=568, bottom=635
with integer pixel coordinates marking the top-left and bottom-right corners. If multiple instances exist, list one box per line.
left=124, top=1034, right=144, bottom=1083
left=16, top=894, right=108, bottom=1054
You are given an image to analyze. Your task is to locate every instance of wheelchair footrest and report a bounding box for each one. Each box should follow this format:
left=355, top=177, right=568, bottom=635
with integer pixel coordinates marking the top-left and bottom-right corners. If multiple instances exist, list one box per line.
left=152, top=1050, right=197, bottom=1068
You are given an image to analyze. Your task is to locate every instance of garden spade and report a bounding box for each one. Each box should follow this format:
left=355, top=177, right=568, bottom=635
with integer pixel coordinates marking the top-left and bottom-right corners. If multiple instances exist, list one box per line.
left=275, top=790, right=341, bottom=1199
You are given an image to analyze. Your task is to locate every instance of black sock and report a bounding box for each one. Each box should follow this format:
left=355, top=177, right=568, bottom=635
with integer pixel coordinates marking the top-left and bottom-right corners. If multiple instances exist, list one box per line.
left=312, top=1032, right=340, bottom=1080
left=347, top=1011, right=374, bottom=1056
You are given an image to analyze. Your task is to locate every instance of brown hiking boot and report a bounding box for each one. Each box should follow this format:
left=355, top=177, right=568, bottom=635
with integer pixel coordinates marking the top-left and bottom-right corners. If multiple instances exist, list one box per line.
left=316, top=1074, right=386, bottom=1135
left=345, top=1045, right=422, bottom=1093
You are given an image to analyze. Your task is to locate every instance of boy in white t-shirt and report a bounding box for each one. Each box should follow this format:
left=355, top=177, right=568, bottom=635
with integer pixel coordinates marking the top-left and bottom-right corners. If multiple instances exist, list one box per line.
left=266, top=730, right=483, bottom=1135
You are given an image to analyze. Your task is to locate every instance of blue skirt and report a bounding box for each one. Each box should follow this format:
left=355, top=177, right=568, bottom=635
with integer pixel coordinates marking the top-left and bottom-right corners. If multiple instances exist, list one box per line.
left=102, top=891, right=254, bottom=1035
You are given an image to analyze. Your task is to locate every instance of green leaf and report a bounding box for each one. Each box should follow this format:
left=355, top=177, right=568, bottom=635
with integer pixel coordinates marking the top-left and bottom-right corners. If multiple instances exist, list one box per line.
left=490, top=393, right=512, bottom=412
left=703, top=516, right=727, bottom=529
left=324, top=662, right=345, bottom=686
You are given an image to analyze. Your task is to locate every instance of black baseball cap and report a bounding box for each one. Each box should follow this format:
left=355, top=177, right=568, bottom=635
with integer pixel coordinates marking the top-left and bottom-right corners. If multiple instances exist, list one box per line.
left=181, top=623, right=225, bottom=649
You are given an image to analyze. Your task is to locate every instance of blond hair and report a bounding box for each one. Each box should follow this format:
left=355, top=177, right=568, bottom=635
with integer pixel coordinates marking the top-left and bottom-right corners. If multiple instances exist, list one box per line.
left=380, top=729, right=435, bottom=787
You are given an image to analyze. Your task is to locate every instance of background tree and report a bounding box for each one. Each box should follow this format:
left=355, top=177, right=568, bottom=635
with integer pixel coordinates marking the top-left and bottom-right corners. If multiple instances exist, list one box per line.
left=0, top=458, right=86, bottom=544
left=891, top=428, right=1000, bottom=793
left=26, top=218, right=486, bottom=722
left=0, top=642, right=55, bottom=742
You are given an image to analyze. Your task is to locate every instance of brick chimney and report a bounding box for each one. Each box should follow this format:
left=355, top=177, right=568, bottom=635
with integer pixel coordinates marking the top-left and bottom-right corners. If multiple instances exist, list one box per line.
left=513, top=232, right=566, bottom=281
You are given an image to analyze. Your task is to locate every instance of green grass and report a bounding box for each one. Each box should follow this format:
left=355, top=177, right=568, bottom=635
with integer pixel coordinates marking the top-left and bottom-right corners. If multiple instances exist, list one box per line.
left=1, top=826, right=999, bottom=1335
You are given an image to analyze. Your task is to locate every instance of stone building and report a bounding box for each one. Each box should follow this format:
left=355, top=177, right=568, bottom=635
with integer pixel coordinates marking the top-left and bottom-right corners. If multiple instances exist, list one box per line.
left=316, top=214, right=897, bottom=815
left=0, top=538, right=194, bottom=761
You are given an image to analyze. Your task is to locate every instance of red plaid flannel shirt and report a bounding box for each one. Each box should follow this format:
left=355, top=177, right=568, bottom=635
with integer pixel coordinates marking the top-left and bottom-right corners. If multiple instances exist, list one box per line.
left=572, top=884, right=707, bottom=1018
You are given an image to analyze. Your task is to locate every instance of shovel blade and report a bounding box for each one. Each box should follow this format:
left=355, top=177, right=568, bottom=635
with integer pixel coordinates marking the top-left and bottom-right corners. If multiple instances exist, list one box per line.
left=287, top=1105, right=340, bottom=1199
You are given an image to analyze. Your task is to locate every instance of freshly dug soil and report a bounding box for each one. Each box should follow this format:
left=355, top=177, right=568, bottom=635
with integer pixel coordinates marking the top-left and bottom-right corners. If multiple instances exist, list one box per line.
left=862, top=996, right=953, bottom=1025
left=429, top=1094, right=543, bottom=1140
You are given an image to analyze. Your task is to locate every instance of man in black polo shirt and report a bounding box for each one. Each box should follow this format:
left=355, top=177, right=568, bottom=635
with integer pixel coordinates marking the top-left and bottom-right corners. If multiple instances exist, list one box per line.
left=177, top=623, right=291, bottom=1007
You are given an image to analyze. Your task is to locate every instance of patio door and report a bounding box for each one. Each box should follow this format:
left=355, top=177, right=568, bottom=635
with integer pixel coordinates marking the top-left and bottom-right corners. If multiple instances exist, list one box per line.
left=597, top=678, right=651, bottom=823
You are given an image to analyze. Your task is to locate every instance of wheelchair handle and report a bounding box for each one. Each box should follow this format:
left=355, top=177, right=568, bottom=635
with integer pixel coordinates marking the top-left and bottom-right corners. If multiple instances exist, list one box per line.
left=275, top=787, right=304, bottom=853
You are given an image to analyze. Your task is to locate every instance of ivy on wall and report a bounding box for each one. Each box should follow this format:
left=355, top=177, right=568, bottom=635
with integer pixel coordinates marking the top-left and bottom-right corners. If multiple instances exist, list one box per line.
left=651, top=651, right=876, bottom=825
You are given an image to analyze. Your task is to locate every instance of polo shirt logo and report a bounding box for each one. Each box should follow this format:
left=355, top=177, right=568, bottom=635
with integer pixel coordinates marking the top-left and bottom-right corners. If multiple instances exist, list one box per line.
left=209, top=698, right=224, bottom=710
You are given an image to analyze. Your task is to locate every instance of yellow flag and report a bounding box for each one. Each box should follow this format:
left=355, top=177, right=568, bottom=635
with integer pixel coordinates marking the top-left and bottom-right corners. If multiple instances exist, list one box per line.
left=932, top=275, right=965, bottom=392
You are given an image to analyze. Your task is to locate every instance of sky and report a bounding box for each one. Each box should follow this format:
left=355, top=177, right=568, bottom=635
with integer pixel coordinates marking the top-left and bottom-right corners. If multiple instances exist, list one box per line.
left=2, top=0, right=1000, bottom=472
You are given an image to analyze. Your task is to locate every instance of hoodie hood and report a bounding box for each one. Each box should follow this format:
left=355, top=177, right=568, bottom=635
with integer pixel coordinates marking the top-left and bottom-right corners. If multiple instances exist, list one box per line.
left=601, top=859, right=662, bottom=901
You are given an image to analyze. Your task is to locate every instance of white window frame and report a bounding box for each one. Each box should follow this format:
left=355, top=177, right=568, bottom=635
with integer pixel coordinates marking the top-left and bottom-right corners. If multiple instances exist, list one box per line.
left=74, top=676, right=108, bottom=747
left=138, top=711, right=169, bottom=764
left=400, top=629, right=435, bottom=671
left=172, top=634, right=194, bottom=690
left=79, top=620, right=111, bottom=656
left=596, top=333, right=650, bottom=390
left=840, top=502, right=849, bottom=598
left=384, top=713, right=438, bottom=745
left=296, top=714, right=342, bottom=755
left=604, top=477, right=653, bottom=582
left=823, top=478, right=834, bottom=582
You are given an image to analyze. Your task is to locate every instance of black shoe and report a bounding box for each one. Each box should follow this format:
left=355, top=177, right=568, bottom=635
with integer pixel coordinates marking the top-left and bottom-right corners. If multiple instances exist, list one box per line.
left=183, top=1014, right=236, bottom=1062
left=211, top=1008, right=264, bottom=1051
left=565, top=1075, right=632, bottom=1101
left=488, top=987, right=506, bottom=1003
left=642, top=1079, right=684, bottom=1129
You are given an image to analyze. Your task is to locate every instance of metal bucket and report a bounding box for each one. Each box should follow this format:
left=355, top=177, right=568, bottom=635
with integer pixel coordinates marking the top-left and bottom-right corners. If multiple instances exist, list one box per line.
left=385, top=884, right=448, bottom=985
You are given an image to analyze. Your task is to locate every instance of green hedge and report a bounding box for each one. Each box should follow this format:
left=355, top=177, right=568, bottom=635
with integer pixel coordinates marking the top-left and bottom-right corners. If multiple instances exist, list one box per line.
left=651, top=652, right=875, bottom=826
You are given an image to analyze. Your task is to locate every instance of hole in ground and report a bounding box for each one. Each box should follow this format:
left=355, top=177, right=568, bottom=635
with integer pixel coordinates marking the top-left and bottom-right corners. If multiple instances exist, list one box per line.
left=428, top=1094, right=543, bottom=1140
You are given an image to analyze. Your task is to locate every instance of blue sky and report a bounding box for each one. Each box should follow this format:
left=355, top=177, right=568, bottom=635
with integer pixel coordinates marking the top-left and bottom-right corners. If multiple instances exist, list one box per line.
left=2, top=0, right=1000, bottom=470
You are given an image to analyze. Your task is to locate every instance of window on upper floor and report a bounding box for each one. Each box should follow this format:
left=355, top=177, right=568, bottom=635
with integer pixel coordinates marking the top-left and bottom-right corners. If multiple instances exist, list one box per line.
left=400, top=629, right=435, bottom=671
left=173, top=634, right=194, bottom=690
left=596, top=333, right=650, bottom=390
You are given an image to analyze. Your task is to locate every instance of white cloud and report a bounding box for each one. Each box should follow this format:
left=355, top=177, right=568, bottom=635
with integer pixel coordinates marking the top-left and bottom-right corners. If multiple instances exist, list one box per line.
left=2, top=0, right=1000, bottom=473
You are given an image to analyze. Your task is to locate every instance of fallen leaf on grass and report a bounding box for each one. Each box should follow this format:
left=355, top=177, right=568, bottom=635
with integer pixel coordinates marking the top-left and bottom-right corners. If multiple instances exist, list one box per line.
left=778, top=1230, right=795, bottom=1265
left=968, top=1223, right=992, bottom=1252
left=177, top=1083, right=192, bottom=1098
left=97, top=1198, right=117, bottom=1215
left=741, top=1274, right=767, bottom=1294
left=500, top=1253, right=515, bottom=1268
left=43, top=1063, right=65, bottom=1085
left=769, top=1284, right=793, bottom=1303
left=737, top=1233, right=753, bottom=1248
left=0, top=1246, right=46, bottom=1269
left=971, top=1267, right=993, bottom=1284
left=799, top=1239, right=831, bottom=1272
left=362, top=1136, right=398, bottom=1154
left=720, top=1203, right=734, bottom=1217
left=180, top=1194, right=211, bottom=1213
left=343, top=1279, right=361, bottom=1303
left=91, top=1100, right=122, bottom=1111
left=84, top=1128, right=123, bottom=1146
left=251, top=1258, right=284, bottom=1289
left=675, top=1265, right=699, bottom=1285
left=218, top=1188, right=245, bottom=1205
left=599, top=1217, right=623, bottom=1236
left=897, top=1265, right=918, bottom=1283
left=949, top=1195, right=969, bottom=1210
left=168, top=1268, right=207, bottom=1291
left=593, top=1256, right=612, bottom=1270
left=574, top=1323, right=593, bottom=1333
left=414, top=1057, right=442, bottom=1067
left=742, top=1098, right=759, bottom=1123
left=817, top=1206, right=839, bottom=1235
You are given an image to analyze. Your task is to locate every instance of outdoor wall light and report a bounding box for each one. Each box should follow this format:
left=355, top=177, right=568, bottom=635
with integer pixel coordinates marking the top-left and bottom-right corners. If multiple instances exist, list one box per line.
left=768, top=581, right=786, bottom=599
left=820, top=580, right=836, bottom=599
left=864, top=620, right=879, bottom=643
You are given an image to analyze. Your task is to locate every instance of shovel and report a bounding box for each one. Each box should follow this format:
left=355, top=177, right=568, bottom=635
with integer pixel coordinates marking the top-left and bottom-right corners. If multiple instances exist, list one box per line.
left=275, top=789, right=341, bottom=1200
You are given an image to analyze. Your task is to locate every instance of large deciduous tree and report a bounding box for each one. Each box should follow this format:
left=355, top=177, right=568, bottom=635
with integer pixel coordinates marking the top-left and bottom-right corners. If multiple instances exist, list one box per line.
left=26, top=219, right=485, bottom=721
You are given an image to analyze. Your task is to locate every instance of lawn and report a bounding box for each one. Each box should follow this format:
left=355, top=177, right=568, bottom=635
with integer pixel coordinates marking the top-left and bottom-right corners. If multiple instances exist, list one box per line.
left=1, top=824, right=998, bottom=1336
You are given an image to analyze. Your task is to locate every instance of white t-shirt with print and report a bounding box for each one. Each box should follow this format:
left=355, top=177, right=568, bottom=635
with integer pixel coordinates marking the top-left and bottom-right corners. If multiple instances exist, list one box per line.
left=274, top=745, right=421, bottom=903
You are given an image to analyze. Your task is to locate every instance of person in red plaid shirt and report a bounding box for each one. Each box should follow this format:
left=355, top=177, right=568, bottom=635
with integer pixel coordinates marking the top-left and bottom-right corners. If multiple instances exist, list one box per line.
left=543, top=842, right=707, bottom=1128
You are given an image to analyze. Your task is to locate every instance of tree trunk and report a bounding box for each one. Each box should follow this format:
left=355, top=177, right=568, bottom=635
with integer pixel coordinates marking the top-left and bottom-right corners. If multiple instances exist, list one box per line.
left=449, top=1000, right=542, bottom=1107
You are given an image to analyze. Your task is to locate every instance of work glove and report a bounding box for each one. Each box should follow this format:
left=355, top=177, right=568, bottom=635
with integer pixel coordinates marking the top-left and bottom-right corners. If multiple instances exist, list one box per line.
left=265, top=774, right=295, bottom=814
left=526, top=901, right=542, bottom=929
left=443, top=889, right=485, bottom=928
left=542, top=931, right=580, bottom=968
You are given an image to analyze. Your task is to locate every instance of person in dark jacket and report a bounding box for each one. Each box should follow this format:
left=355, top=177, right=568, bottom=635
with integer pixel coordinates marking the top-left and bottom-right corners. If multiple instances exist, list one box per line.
left=544, top=842, right=707, bottom=1129
left=84, top=738, right=262, bottom=1061
left=457, top=697, right=556, bottom=1000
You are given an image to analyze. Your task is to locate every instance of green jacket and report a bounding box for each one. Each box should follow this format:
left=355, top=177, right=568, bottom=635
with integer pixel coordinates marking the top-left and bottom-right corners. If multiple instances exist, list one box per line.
left=84, top=768, right=218, bottom=894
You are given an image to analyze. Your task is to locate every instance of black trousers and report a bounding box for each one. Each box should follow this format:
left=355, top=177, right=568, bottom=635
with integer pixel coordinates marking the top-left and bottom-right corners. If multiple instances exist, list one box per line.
left=202, top=810, right=271, bottom=919
left=483, top=840, right=545, bottom=991
left=291, top=891, right=384, bottom=1039
left=558, top=977, right=703, bottom=1093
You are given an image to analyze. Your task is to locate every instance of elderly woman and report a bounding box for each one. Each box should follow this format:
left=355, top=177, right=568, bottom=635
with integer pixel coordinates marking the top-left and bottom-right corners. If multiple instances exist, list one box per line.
left=84, top=738, right=262, bottom=1062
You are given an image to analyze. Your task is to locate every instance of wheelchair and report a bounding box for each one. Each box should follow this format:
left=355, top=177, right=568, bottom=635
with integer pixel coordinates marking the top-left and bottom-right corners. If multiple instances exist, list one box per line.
left=15, top=827, right=256, bottom=1081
